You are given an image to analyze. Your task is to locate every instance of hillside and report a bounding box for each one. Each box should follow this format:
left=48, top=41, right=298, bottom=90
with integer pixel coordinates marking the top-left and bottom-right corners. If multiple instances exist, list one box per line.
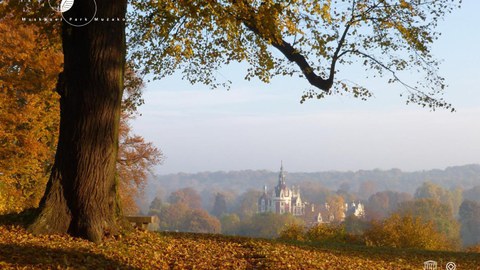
left=1, top=226, right=479, bottom=269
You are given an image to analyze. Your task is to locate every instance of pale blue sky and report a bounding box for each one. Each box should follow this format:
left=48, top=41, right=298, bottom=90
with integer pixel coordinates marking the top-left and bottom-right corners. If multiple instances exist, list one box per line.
left=133, top=1, right=480, bottom=174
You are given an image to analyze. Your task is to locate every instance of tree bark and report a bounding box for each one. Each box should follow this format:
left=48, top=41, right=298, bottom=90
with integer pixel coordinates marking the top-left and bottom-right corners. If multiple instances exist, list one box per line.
left=29, top=0, right=127, bottom=242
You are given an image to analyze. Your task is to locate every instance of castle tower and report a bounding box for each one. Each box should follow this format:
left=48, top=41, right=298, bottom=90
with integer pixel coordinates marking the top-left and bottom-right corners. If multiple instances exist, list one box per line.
left=279, top=161, right=286, bottom=186
left=259, top=162, right=305, bottom=216
left=275, top=161, right=288, bottom=197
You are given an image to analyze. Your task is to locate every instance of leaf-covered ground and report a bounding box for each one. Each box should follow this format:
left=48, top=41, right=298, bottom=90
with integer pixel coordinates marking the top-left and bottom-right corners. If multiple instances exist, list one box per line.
left=0, top=225, right=479, bottom=269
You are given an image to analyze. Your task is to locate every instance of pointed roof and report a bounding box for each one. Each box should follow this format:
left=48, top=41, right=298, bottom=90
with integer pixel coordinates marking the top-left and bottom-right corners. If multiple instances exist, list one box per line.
left=279, top=161, right=286, bottom=184
left=275, top=161, right=288, bottom=196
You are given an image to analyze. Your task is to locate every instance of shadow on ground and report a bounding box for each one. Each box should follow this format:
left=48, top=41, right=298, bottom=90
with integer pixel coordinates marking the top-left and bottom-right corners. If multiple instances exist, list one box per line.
left=0, top=243, right=140, bottom=269
left=0, top=208, right=37, bottom=227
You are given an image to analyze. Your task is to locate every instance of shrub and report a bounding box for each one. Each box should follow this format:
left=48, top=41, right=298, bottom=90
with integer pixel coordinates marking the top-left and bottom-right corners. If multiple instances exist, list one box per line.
left=239, top=213, right=304, bottom=238
left=465, top=244, right=480, bottom=253
left=279, top=223, right=365, bottom=245
left=279, top=223, right=306, bottom=241
left=306, top=223, right=347, bottom=244
left=344, top=215, right=370, bottom=235
left=363, top=213, right=451, bottom=250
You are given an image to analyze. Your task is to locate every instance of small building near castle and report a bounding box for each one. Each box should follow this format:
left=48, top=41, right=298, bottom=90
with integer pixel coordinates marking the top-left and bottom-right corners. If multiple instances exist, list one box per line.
left=258, top=163, right=365, bottom=225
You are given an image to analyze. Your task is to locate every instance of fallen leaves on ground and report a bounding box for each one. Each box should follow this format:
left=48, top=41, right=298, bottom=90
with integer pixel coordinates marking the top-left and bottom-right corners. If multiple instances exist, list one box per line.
left=0, top=225, right=479, bottom=269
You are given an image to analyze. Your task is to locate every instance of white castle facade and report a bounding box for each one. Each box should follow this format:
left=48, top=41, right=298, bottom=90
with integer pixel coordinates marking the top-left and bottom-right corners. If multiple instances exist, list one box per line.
left=258, top=163, right=306, bottom=216
left=258, top=163, right=365, bottom=224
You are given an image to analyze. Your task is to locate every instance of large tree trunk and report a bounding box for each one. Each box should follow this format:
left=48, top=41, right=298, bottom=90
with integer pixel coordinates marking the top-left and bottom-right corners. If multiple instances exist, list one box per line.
left=29, top=1, right=128, bottom=242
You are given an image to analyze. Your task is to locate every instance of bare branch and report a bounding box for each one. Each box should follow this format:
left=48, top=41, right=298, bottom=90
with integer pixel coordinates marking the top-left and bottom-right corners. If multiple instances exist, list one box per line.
left=350, top=49, right=416, bottom=91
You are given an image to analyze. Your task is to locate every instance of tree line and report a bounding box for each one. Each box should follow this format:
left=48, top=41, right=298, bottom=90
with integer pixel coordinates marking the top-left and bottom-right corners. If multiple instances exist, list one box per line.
left=147, top=165, right=480, bottom=203
left=147, top=181, right=480, bottom=250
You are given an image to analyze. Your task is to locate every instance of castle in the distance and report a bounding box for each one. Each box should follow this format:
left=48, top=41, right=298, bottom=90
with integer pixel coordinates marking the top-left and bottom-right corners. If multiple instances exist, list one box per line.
left=258, top=163, right=365, bottom=225
left=258, top=162, right=306, bottom=216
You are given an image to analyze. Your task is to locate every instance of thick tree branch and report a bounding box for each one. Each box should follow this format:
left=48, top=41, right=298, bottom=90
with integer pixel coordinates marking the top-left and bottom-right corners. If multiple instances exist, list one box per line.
left=272, top=38, right=333, bottom=91
left=243, top=22, right=333, bottom=92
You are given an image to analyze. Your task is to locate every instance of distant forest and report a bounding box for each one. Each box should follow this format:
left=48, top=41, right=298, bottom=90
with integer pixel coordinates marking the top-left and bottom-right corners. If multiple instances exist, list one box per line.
left=142, top=164, right=480, bottom=210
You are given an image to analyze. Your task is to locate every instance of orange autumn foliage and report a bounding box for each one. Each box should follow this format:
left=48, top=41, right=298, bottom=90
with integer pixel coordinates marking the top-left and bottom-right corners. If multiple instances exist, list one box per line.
left=0, top=17, right=62, bottom=213
left=0, top=17, right=162, bottom=215
left=364, top=213, right=452, bottom=251
left=117, top=112, right=163, bottom=214
left=1, top=225, right=479, bottom=269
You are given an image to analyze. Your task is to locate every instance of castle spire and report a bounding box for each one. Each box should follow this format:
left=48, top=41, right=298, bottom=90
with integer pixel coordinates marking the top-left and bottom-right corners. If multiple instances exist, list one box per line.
left=279, top=161, right=286, bottom=185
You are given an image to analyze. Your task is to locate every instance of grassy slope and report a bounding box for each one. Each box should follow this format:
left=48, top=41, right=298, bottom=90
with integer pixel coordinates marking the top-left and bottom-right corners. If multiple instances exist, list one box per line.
left=0, top=226, right=478, bottom=269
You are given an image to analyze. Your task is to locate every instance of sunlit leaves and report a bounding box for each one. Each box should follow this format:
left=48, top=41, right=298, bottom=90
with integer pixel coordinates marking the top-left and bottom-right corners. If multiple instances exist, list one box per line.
left=117, top=112, right=163, bottom=215
left=148, top=188, right=221, bottom=233
left=364, top=213, right=453, bottom=250
left=128, top=0, right=460, bottom=110
left=0, top=17, right=161, bottom=215
left=0, top=225, right=479, bottom=269
left=397, top=199, right=461, bottom=249
left=0, top=16, right=62, bottom=214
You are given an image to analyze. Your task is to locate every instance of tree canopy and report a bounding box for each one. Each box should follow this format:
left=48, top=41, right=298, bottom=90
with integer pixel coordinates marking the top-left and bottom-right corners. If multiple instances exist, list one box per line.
left=397, top=198, right=461, bottom=248
left=129, top=0, right=460, bottom=110
left=459, top=200, right=480, bottom=247
left=0, top=16, right=61, bottom=213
